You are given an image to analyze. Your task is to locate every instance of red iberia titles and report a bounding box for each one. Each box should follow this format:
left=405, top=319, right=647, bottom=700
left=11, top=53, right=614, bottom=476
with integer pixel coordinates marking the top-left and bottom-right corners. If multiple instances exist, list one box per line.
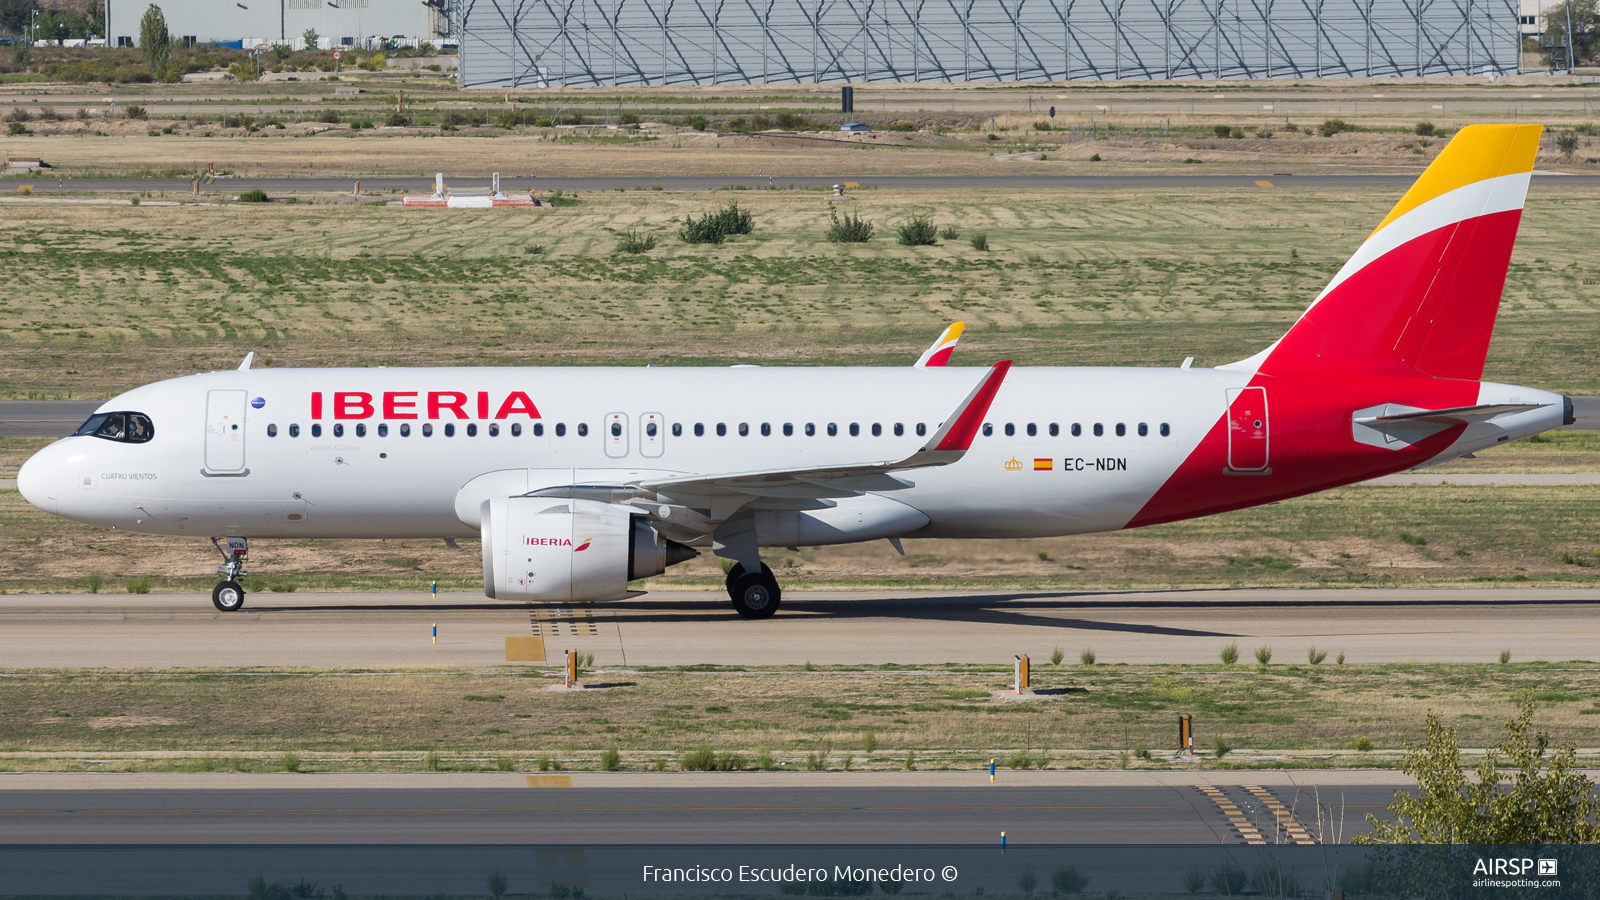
left=311, top=390, right=542, bottom=420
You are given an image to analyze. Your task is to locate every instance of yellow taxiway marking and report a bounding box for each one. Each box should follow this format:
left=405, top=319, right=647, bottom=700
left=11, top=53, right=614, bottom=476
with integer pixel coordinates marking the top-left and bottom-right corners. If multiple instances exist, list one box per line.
left=1255, top=180, right=1274, bottom=187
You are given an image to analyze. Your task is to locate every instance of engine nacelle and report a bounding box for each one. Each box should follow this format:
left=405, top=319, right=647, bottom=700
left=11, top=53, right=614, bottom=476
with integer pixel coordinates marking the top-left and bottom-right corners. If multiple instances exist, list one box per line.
left=480, top=497, right=695, bottom=601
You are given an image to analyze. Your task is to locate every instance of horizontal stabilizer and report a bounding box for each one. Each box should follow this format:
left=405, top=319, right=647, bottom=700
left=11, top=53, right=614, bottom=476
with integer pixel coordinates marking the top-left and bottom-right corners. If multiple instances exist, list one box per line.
left=1354, top=402, right=1548, bottom=427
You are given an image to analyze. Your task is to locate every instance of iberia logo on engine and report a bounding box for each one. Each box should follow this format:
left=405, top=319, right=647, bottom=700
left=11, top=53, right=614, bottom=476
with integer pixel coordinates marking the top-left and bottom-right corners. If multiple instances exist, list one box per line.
left=574, top=539, right=592, bottom=552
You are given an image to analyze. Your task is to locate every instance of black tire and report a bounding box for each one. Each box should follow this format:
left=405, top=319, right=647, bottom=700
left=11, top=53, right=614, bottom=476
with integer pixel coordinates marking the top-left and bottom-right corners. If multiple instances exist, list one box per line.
left=212, top=580, right=246, bottom=612
left=730, top=570, right=781, bottom=619
left=724, top=562, right=774, bottom=599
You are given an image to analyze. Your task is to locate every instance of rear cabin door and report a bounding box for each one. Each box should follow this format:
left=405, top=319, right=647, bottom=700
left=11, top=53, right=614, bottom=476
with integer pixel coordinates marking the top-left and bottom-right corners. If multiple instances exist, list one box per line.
left=205, top=389, right=248, bottom=472
left=1225, top=386, right=1269, bottom=472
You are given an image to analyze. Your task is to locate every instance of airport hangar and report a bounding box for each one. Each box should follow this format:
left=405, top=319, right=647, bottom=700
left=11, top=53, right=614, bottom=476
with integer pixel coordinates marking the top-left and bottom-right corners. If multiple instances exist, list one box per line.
left=456, top=0, right=1522, bottom=88
left=104, top=0, right=448, bottom=49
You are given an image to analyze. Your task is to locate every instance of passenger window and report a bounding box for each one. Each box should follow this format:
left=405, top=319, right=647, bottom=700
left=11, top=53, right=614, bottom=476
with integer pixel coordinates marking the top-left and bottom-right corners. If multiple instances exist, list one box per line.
left=556, top=423, right=566, bottom=437
left=982, top=423, right=993, bottom=437
left=1160, top=423, right=1171, bottom=437
left=312, top=424, right=323, bottom=438
left=289, top=423, right=300, bottom=438
left=423, top=423, right=434, bottom=437
left=1072, top=423, right=1082, bottom=437
left=894, top=423, right=904, bottom=436
left=672, top=423, right=683, bottom=437
left=871, top=423, right=882, bottom=437
left=488, top=423, right=498, bottom=437
left=1092, top=423, right=1103, bottom=437
left=717, top=423, right=727, bottom=437
left=761, top=423, right=771, bottom=436
left=378, top=423, right=389, bottom=437
left=445, top=423, right=456, bottom=437
left=610, top=422, right=622, bottom=437
left=739, top=423, right=749, bottom=436
left=783, top=423, right=794, bottom=436
left=1003, top=423, right=1014, bottom=437
left=828, top=423, right=838, bottom=436
left=646, top=422, right=658, bottom=437
left=530, top=423, right=541, bottom=436
left=1116, top=423, right=1126, bottom=437
left=333, top=424, right=344, bottom=438
left=355, top=423, right=367, bottom=438
left=1026, top=423, right=1037, bottom=437
left=1049, top=423, right=1059, bottom=437
left=916, top=423, right=926, bottom=437
left=513, top=423, right=524, bottom=437
left=577, top=423, right=588, bottom=437
left=806, top=423, right=816, bottom=436
left=268, top=424, right=278, bottom=437
left=467, top=423, right=478, bottom=437
left=694, top=423, right=705, bottom=437
left=400, top=424, right=411, bottom=437
left=849, top=423, right=860, bottom=437
left=1137, top=422, right=1148, bottom=437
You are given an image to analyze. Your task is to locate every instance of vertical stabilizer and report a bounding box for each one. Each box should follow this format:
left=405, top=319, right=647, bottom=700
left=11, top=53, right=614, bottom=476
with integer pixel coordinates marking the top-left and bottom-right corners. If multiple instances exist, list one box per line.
left=1228, top=124, right=1541, bottom=381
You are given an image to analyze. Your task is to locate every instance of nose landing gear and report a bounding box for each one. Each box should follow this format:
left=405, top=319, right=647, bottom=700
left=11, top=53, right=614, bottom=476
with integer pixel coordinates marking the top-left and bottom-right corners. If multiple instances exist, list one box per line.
left=210, top=536, right=249, bottom=612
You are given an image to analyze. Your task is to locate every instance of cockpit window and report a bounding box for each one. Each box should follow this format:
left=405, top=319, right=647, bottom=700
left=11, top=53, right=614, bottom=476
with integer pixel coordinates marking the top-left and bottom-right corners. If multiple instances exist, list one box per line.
left=75, top=411, right=155, bottom=444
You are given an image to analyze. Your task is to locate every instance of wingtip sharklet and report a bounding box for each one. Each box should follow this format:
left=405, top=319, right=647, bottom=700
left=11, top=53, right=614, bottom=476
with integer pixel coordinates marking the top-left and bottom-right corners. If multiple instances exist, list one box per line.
left=929, top=359, right=1013, bottom=453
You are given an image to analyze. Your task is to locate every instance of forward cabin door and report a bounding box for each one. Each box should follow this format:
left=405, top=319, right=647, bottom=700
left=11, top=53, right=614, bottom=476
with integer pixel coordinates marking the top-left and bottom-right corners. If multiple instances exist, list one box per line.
left=604, top=412, right=629, bottom=459
left=1225, top=386, right=1269, bottom=472
left=204, top=389, right=248, bottom=473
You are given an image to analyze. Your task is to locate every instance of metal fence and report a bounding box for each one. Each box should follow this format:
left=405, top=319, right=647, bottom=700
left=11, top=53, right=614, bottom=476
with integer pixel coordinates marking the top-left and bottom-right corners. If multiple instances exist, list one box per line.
left=457, top=0, right=1520, bottom=87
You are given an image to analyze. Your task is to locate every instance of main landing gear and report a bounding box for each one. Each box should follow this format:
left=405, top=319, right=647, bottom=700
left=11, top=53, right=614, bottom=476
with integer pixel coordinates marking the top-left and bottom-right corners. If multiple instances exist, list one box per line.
left=724, top=562, right=781, bottom=619
left=210, top=536, right=249, bottom=612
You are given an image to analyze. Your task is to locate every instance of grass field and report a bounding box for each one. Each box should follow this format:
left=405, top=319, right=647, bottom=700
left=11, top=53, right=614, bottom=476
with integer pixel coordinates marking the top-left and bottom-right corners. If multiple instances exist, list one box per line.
left=2, top=185, right=1599, bottom=400
left=0, top=662, right=1595, bottom=773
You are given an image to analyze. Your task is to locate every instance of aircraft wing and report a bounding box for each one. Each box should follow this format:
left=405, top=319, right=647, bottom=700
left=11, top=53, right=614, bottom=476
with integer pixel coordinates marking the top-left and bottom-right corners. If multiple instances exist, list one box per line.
left=1354, top=403, right=1549, bottom=427
left=914, top=322, right=965, bottom=367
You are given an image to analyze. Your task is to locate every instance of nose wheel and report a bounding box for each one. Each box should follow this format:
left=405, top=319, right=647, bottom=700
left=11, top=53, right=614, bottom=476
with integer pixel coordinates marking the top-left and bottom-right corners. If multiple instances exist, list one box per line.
left=724, top=562, right=781, bottom=619
left=212, top=580, right=246, bottom=612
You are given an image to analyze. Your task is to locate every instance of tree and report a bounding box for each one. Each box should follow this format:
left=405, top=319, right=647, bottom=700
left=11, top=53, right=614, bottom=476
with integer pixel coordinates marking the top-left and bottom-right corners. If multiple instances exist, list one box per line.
left=1542, top=0, right=1599, bottom=66
left=139, top=5, right=171, bottom=73
left=1357, top=700, right=1600, bottom=844
left=302, top=28, right=320, bottom=50
left=88, top=0, right=105, bottom=39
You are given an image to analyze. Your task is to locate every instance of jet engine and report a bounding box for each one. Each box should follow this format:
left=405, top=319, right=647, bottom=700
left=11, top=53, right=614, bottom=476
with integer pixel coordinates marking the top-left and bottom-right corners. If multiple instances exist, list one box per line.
left=480, top=497, right=697, bottom=601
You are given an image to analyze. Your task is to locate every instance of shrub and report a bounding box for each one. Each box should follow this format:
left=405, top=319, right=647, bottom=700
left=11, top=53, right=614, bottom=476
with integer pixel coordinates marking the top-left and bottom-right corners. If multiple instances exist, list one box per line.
left=384, top=111, right=409, bottom=127
left=903, top=750, right=916, bottom=771
left=1252, top=864, right=1301, bottom=897
left=317, top=108, right=340, bottom=124
left=1008, top=750, right=1033, bottom=769
left=825, top=204, right=874, bottom=243
left=895, top=214, right=938, bottom=246
left=970, top=233, right=990, bottom=251
left=686, top=114, right=708, bottom=131
left=1220, top=643, right=1239, bottom=665
left=424, top=749, right=440, bottom=771
left=986, top=133, right=999, bottom=141
left=123, top=105, right=147, bottom=120
left=1254, top=645, right=1272, bottom=666
left=1318, top=118, right=1351, bottom=137
left=269, top=581, right=299, bottom=593
left=715, top=751, right=748, bottom=771
left=87, top=574, right=103, bottom=594
left=1400, top=532, right=1427, bottom=546
left=1050, top=647, right=1064, bottom=665
left=1212, top=124, right=1231, bottom=138
left=616, top=228, right=657, bottom=254
left=599, top=745, right=621, bottom=771
left=281, top=751, right=302, bottom=773
left=1351, top=735, right=1373, bottom=752
left=885, top=121, right=917, bottom=131
left=1212, top=738, right=1232, bottom=759
left=775, top=112, right=806, bottom=129
left=861, top=730, right=877, bottom=753
left=1500, top=649, right=1512, bottom=665
left=680, top=746, right=716, bottom=771
left=1181, top=867, right=1206, bottom=894
left=239, top=189, right=270, bottom=203
left=1308, top=646, right=1327, bottom=665
left=1051, top=865, right=1089, bottom=894
left=7, top=122, right=25, bottom=135
left=1033, top=120, right=1052, bottom=131
left=495, top=757, right=515, bottom=771
left=1209, top=863, right=1247, bottom=895
left=1087, top=153, right=1101, bottom=161
left=6, top=107, right=31, bottom=123
left=1557, top=131, right=1580, bottom=158
left=806, top=752, right=826, bottom=771
left=1229, top=126, right=1244, bottom=138
left=679, top=202, right=753, bottom=244
left=939, top=224, right=961, bottom=240
left=126, top=575, right=151, bottom=594
left=755, top=746, right=775, bottom=770
left=487, top=870, right=508, bottom=900
left=243, top=576, right=267, bottom=593
left=1016, top=871, right=1037, bottom=893
left=1414, top=120, right=1436, bottom=136
left=1079, top=647, right=1096, bottom=666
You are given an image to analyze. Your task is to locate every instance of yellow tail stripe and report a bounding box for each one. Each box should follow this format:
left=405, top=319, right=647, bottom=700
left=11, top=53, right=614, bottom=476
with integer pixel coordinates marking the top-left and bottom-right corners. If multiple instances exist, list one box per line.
left=1370, top=124, right=1541, bottom=237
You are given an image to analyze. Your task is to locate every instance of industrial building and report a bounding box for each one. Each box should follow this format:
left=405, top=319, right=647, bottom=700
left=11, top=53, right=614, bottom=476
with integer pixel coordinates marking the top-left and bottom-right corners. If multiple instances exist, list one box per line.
left=458, top=0, right=1521, bottom=87
left=106, top=0, right=447, bottom=49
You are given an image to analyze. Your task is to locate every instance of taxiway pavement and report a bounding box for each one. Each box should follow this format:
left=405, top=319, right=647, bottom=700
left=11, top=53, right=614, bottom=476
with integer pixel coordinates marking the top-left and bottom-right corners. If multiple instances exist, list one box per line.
left=3, top=588, right=1596, bottom=667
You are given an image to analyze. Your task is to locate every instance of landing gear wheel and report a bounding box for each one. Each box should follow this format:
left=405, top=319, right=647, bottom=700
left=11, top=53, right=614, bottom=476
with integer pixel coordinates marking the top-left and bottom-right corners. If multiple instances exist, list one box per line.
left=724, top=562, right=775, bottom=599
left=730, top=570, right=781, bottom=619
left=212, top=580, right=246, bottom=612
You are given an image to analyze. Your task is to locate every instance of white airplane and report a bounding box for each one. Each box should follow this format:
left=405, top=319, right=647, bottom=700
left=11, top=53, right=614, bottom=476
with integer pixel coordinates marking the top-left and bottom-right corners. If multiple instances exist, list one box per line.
left=17, top=125, right=1573, bottom=618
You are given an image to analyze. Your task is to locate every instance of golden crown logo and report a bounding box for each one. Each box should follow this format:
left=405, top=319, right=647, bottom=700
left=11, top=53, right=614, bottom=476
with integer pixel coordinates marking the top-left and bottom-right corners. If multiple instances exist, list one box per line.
left=1004, top=457, right=1024, bottom=471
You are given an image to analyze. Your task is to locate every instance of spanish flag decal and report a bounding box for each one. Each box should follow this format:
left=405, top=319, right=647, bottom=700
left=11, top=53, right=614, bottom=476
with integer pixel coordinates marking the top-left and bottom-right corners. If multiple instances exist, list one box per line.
left=1033, top=458, right=1053, bottom=471
left=573, top=538, right=592, bottom=552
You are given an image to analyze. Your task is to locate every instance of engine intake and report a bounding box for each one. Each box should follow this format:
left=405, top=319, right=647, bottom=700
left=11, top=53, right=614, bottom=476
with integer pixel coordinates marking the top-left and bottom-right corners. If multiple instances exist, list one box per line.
left=481, top=497, right=696, bottom=601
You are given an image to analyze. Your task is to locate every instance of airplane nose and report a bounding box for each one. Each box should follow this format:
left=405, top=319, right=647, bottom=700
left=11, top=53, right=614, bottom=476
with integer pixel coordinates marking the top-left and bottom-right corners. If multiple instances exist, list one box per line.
left=17, top=448, right=56, bottom=514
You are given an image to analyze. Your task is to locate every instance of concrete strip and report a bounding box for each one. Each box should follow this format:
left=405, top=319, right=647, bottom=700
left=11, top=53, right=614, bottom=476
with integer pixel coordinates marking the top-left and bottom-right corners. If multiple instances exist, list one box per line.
left=1364, top=472, right=1600, bottom=485
left=0, top=770, right=1424, bottom=790
left=0, top=479, right=15, bottom=489
left=3, top=589, right=1599, bottom=666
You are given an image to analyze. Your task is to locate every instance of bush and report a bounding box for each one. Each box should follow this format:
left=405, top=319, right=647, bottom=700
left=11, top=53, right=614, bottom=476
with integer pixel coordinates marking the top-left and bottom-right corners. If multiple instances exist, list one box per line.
left=6, top=122, right=24, bottom=135
left=775, top=112, right=806, bottom=129
left=487, top=870, right=508, bottom=900
left=1079, top=647, right=1096, bottom=666
left=1212, top=738, right=1232, bottom=759
left=1318, top=118, right=1351, bottom=137
left=281, top=751, right=302, bottom=773
left=1008, top=750, right=1033, bottom=769
left=1209, top=863, right=1247, bottom=896
left=686, top=114, right=708, bottom=131
left=1087, top=153, right=1101, bottom=161
left=87, top=574, right=103, bottom=594
left=939, top=224, right=961, bottom=240
left=970, top=233, right=989, bottom=251
left=239, top=189, right=270, bottom=203
left=1251, top=865, right=1300, bottom=898
left=126, top=575, right=151, bottom=594
left=616, top=228, right=657, bottom=254
left=1220, top=642, right=1239, bottom=665
left=861, top=730, right=877, bottom=753
left=1308, top=646, right=1327, bottom=665
left=123, top=105, right=147, bottom=120
left=680, top=746, right=716, bottom=770
left=885, top=121, right=917, bottom=132
left=903, top=750, right=916, bottom=771
left=1254, top=645, right=1272, bottom=666
left=895, top=214, right=938, bottom=246
left=680, top=202, right=753, bottom=244
left=1557, top=131, right=1580, bottom=158
left=317, top=108, right=340, bottom=124
left=599, top=745, right=621, bottom=771
left=1033, top=120, right=1052, bottom=131
left=1050, top=647, right=1064, bottom=665
left=1229, top=126, right=1244, bottom=139
left=384, top=111, right=409, bottom=127
left=1414, top=121, right=1436, bottom=136
left=1351, top=735, right=1373, bottom=752
left=1051, top=866, right=1089, bottom=894
left=1212, top=124, right=1231, bottom=138
left=6, top=107, right=31, bottom=123
left=825, top=204, right=874, bottom=243
left=1181, top=867, right=1206, bottom=894
left=1016, top=871, right=1037, bottom=893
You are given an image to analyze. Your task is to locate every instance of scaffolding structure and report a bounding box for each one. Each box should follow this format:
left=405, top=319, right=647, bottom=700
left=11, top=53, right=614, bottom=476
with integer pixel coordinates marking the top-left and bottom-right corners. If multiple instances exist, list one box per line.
left=457, top=0, right=1519, bottom=87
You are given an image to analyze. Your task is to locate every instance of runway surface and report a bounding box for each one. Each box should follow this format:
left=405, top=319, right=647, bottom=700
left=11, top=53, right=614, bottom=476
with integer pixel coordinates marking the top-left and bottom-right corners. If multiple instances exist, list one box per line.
left=14, top=172, right=1600, bottom=195
left=5, top=588, right=1598, bottom=667
left=0, top=778, right=1395, bottom=844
